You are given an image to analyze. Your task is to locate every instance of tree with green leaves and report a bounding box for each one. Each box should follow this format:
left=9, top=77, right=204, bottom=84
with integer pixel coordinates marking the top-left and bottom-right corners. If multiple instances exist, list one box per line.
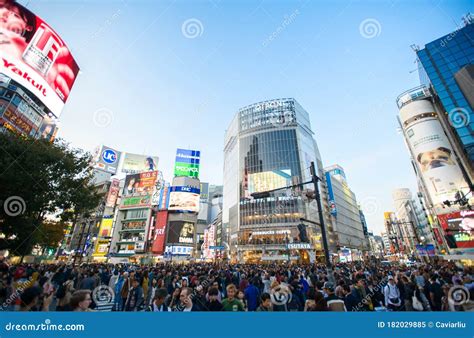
left=0, top=132, right=103, bottom=260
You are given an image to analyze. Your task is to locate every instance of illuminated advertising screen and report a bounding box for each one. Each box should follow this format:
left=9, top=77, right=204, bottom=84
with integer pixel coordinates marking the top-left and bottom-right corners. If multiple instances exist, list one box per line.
left=0, top=1, right=79, bottom=117
left=174, top=148, right=200, bottom=178
left=93, top=240, right=110, bottom=257
left=247, top=169, right=292, bottom=193
left=438, top=211, right=474, bottom=249
left=95, top=146, right=122, bottom=174
left=406, top=118, right=469, bottom=213
left=123, top=171, right=157, bottom=196
left=167, top=221, right=195, bottom=245
left=98, top=217, right=113, bottom=238
left=121, top=152, right=158, bottom=174
left=168, top=186, right=200, bottom=212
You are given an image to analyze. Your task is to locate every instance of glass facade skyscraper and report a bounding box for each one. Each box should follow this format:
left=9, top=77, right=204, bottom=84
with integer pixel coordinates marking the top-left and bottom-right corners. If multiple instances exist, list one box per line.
left=416, top=15, right=474, bottom=164
left=223, top=98, right=330, bottom=263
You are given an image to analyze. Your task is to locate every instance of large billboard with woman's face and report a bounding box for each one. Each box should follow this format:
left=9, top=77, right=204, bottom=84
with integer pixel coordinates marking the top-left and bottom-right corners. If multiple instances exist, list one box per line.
left=0, top=1, right=80, bottom=118
left=405, top=117, right=469, bottom=214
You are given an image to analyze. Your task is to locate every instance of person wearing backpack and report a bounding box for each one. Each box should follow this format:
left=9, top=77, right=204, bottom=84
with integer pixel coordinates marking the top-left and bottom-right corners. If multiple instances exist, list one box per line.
left=384, top=276, right=402, bottom=311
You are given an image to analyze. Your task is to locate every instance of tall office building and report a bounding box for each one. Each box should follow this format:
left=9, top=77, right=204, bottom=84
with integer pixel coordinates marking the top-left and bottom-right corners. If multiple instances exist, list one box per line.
left=392, top=188, right=434, bottom=253
left=223, top=98, right=331, bottom=263
left=416, top=14, right=474, bottom=168
left=324, top=165, right=369, bottom=258
left=396, top=86, right=472, bottom=254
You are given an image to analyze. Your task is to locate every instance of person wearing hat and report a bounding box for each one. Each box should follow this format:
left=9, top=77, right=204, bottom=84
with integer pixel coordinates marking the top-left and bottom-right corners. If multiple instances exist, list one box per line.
left=384, top=276, right=402, bottom=311
left=324, top=281, right=346, bottom=311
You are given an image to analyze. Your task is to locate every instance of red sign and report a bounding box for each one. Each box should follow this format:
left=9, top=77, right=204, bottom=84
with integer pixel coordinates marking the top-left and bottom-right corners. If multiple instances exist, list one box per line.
left=0, top=1, right=80, bottom=117
left=151, top=211, right=168, bottom=254
left=105, top=179, right=120, bottom=208
left=438, top=211, right=474, bottom=249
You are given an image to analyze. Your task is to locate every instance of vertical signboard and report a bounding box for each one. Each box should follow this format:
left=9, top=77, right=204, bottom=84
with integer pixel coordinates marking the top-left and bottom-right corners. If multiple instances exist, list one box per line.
left=174, top=148, right=200, bottom=178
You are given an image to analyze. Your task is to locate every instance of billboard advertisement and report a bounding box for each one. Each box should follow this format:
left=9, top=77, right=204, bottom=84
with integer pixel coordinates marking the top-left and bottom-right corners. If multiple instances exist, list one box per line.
left=121, top=152, right=158, bottom=174
left=247, top=169, right=292, bottom=194
left=151, top=211, right=168, bottom=254
left=168, top=186, right=200, bottom=212
left=120, top=195, right=151, bottom=209
left=405, top=117, right=469, bottom=213
left=94, top=146, right=121, bottom=174
left=200, top=182, right=209, bottom=202
left=167, top=221, right=194, bottom=245
left=123, top=171, right=157, bottom=196
left=92, top=239, right=110, bottom=257
left=325, top=172, right=337, bottom=216
left=438, top=211, right=474, bottom=249
left=0, top=1, right=79, bottom=117
left=97, top=217, right=113, bottom=238
left=174, top=148, right=200, bottom=178
left=105, top=179, right=120, bottom=208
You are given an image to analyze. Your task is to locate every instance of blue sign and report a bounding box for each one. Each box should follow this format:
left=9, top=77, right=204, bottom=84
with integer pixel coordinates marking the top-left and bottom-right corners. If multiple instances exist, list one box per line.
left=325, top=172, right=337, bottom=216
left=102, top=149, right=118, bottom=164
left=170, top=186, right=200, bottom=194
left=209, top=246, right=225, bottom=250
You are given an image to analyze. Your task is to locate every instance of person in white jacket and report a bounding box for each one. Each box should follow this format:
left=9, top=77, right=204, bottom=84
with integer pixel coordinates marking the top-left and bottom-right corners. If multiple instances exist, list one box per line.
left=384, top=276, right=402, bottom=311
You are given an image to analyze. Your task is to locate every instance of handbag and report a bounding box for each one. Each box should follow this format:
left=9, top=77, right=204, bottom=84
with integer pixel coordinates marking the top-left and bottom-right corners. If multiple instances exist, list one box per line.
left=412, top=295, right=424, bottom=311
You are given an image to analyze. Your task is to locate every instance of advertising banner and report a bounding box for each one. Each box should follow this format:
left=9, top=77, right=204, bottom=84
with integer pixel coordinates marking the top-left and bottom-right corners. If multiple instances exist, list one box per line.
left=97, top=217, right=114, bottom=238
left=174, top=148, right=200, bottom=178
left=164, top=245, right=192, bottom=256
left=438, top=211, right=474, bottom=249
left=200, top=182, right=209, bottom=202
left=121, top=152, right=158, bottom=174
left=168, top=186, right=200, bottom=212
left=325, top=172, right=337, bottom=216
left=92, top=239, right=110, bottom=257
left=167, top=221, right=194, bottom=245
left=95, top=146, right=121, bottom=174
left=105, top=179, right=120, bottom=208
left=120, top=195, right=151, bottom=209
left=123, top=171, right=157, bottom=196
left=151, top=211, right=168, bottom=254
left=0, top=1, right=79, bottom=117
left=405, top=117, right=469, bottom=213
left=247, top=169, right=291, bottom=194
left=157, top=183, right=170, bottom=210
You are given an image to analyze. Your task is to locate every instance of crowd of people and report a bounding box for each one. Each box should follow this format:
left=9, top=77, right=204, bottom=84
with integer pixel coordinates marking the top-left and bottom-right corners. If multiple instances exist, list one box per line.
left=0, top=258, right=472, bottom=312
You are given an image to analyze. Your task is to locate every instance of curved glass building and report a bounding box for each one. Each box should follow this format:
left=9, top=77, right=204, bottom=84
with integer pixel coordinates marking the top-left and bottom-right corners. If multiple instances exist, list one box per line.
left=223, top=98, right=331, bottom=263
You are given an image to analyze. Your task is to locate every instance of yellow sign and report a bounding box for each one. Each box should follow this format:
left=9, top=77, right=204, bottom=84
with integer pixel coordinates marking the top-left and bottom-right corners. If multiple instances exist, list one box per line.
left=98, top=218, right=113, bottom=238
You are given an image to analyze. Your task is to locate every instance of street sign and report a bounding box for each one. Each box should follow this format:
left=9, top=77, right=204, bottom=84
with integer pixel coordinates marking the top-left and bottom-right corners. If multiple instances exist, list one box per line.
left=209, top=246, right=225, bottom=250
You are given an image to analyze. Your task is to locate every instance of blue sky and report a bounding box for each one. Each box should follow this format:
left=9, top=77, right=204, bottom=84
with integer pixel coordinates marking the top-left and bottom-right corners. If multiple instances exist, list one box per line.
left=20, top=0, right=471, bottom=234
